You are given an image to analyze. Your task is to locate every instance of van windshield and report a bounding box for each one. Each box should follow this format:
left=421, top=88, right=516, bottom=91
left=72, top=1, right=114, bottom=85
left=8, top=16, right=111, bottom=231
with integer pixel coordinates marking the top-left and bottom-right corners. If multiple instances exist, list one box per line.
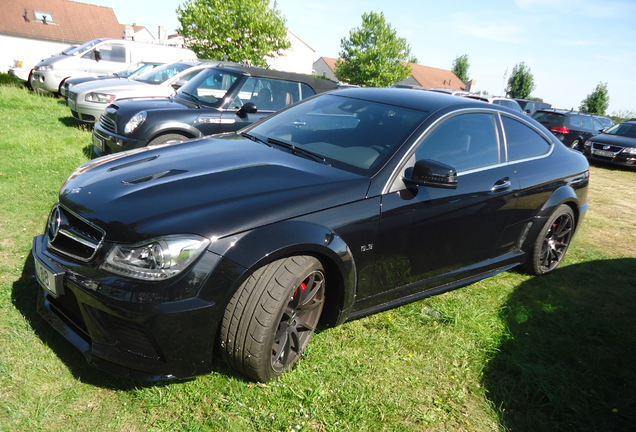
left=69, top=38, right=107, bottom=56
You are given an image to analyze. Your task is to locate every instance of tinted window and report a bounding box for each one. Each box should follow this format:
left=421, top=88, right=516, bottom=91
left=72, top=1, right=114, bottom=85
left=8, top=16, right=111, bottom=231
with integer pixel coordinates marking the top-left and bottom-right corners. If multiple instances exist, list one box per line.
left=580, top=115, right=593, bottom=131
left=415, top=113, right=500, bottom=171
left=502, top=116, right=551, bottom=160
left=532, top=111, right=565, bottom=126
left=177, top=69, right=240, bottom=107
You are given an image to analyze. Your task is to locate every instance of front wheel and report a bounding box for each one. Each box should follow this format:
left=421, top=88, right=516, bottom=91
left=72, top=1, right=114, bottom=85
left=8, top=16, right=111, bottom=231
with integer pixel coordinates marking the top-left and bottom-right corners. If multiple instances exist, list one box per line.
left=220, top=256, right=326, bottom=382
left=148, top=133, right=188, bottom=146
left=524, top=205, right=575, bottom=275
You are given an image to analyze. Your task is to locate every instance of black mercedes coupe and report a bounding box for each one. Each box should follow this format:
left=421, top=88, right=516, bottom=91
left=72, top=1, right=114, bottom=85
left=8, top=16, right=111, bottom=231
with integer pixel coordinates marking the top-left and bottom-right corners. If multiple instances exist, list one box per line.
left=33, top=88, right=589, bottom=382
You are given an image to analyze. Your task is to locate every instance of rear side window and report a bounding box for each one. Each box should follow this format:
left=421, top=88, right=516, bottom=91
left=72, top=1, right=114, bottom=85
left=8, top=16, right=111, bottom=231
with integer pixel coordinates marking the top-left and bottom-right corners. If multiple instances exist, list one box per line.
left=502, top=116, right=551, bottom=161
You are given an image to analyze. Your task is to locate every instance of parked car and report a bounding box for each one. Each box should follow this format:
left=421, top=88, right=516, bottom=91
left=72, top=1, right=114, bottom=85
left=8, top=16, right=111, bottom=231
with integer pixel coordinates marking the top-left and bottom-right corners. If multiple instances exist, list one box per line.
left=593, top=115, right=614, bottom=130
left=91, top=64, right=338, bottom=156
left=30, top=38, right=196, bottom=95
left=582, top=120, right=636, bottom=168
left=514, top=99, right=552, bottom=115
left=532, top=109, right=604, bottom=150
left=60, top=61, right=164, bottom=100
left=33, top=88, right=589, bottom=382
left=464, top=95, right=524, bottom=113
left=429, top=88, right=470, bottom=96
left=67, top=61, right=216, bottom=123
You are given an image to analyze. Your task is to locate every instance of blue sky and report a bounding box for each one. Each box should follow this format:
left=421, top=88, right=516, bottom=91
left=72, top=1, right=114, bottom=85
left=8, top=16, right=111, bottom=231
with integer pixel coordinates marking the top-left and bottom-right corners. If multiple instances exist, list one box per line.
left=89, top=0, right=636, bottom=114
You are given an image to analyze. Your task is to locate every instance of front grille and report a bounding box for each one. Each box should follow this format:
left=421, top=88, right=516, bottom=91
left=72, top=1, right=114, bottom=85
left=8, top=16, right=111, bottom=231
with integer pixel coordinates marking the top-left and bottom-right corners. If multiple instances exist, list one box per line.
left=591, top=142, right=624, bottom=153
left=98, top=114, right=117, bottom=134
left=47, top=205, right=105, bottom=262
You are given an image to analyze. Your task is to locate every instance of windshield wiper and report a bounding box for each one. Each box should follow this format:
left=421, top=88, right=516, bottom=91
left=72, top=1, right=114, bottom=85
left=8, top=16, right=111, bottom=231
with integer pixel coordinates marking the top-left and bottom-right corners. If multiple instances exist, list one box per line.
left=267, top=138, right=329, bottom=165
left=181, top=91, right=201, bottom=107
left=241, top=132, right=272, bottom=147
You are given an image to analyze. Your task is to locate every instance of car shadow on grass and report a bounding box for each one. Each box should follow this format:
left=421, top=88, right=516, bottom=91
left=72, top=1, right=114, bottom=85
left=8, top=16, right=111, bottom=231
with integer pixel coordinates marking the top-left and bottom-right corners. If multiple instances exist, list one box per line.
left=12, top=252, right=248, bottom=390
left=484, top=258, right=636, bottom=432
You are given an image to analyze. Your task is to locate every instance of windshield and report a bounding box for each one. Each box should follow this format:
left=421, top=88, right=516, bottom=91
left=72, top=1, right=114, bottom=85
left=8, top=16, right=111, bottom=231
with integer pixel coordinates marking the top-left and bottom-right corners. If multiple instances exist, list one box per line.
left=69, top=39, right=106, bottom=56
left=605, top=123, right=636, bottom=139
left=246, top=94, right=428, bottom=175
left=176, top=68, right=240, bottom=107
left=133, top=62, right=193, bottom=84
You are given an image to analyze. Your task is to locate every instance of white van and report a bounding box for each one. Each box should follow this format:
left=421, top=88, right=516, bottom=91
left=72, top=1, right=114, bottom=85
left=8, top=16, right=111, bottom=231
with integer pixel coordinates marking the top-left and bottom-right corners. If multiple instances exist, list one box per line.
left=30, top=38, right=196, bottom=94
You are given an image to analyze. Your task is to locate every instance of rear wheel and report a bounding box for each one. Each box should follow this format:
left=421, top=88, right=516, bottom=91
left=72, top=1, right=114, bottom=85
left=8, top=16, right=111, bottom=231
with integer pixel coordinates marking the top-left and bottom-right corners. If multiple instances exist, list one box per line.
left=220, top=256, right=326, bottom=382
left=148, top=133, right=188, bottom=146
left=524, top=204, right=575, bottom=275
left=569, top=139, right=581, bottom=151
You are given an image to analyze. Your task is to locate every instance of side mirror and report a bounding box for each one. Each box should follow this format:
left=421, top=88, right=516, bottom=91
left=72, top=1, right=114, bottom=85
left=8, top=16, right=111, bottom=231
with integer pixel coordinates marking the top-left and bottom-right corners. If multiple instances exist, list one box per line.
left=94, top=49, right=102, bottom=62
left=237, top=102, right=257, bottom=118
left=404, top=159, right=457, bottom=189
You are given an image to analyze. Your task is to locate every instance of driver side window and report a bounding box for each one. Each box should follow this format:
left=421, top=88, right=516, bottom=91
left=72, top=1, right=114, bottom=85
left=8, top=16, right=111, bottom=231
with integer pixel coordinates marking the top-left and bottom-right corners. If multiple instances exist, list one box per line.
left=415, top=113, right=500, bottom=171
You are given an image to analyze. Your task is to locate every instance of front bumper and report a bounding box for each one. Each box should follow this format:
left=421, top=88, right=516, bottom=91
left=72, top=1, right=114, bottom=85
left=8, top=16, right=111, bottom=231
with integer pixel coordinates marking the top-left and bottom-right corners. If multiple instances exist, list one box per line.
left=584, top=147, right=636, bottom=167
left=68, top=98, right=104, bottom=123
left=92, top=126, right=148, bottom=157
left=32, top=234, right=229, bottom=381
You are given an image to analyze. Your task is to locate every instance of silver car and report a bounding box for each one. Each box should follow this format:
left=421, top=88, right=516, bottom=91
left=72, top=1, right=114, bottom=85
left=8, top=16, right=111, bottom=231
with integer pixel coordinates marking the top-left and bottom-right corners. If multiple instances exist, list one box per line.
left=66, top=61, right=217, bottom=123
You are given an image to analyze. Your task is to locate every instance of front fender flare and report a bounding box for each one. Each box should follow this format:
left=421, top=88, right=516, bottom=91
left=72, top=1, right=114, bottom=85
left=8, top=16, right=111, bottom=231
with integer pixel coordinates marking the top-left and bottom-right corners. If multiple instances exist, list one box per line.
left=208, top=220, right=357, bottom=325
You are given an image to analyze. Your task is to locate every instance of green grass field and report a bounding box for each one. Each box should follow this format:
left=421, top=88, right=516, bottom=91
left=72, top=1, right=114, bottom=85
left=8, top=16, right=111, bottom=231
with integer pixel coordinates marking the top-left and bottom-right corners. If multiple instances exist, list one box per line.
left=0, top=81, right=634, bottom=431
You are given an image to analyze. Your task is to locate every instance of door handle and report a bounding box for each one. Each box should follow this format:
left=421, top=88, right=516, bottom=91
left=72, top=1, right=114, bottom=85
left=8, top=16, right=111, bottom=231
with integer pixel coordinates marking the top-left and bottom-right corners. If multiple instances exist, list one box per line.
left=491, top=177, right=511, bottom=192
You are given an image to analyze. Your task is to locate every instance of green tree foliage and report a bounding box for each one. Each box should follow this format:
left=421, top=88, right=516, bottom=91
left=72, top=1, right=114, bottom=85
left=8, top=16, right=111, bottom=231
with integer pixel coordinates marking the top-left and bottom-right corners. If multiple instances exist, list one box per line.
left=452, top=54, right=469, bottom=83
left=580, top=82, right=610, bottom=115
left=335, top=11, right=415, bottom=87
left=507, top=62, right=535, bottom=99
left=176, top=0, right=290, bottom=67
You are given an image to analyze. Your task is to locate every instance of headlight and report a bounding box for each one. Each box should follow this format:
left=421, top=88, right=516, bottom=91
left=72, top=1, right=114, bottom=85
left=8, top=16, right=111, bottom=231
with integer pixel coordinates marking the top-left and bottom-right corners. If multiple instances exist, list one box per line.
left=124, top=111, right=147, bottom=134
left=85, top=92, right=116, bottom=104
left=622, top=147, right=636, bottom=155
left=37, top=64, right=53, bottom=71
left=102, top=235, right=210, bottom=281
left=583, top=139, right=592, bottom=149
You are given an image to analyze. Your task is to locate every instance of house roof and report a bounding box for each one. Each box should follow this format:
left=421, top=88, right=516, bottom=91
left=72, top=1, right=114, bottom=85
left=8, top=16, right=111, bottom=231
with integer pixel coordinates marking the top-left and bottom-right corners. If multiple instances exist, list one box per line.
left=0, top=0, right=125, bottom=44
left=407, top=63, right=465, bottom=90
left=316, top=57, right=465, bottom=90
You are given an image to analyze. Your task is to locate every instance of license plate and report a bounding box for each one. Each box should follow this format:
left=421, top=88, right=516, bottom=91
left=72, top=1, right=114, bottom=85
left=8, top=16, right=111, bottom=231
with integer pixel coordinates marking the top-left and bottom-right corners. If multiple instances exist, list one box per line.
left=34, top=257, right=64, bottom=297
left=592, top=149, right=615, bottom=158
left=92, top=133, right=105, bottom=152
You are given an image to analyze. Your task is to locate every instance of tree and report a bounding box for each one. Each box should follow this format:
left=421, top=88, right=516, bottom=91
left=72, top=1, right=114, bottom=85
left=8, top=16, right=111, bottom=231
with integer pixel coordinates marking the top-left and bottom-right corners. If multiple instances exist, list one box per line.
left=507, top=62, right=535, bottom=99
left=452, top=54, right=469, bottom=83
left=580, top=82, right=610, bottom=115
left=335, top=11, right=415, bottom=87
left=176, top=0, right=291, bottom=67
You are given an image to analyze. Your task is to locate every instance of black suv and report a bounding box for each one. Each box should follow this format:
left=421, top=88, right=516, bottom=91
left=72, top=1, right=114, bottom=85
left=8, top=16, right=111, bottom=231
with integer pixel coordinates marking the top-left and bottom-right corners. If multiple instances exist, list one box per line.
left=532, top=109, right=604, bottom=150
left=92, top=64, right=338, bottom=156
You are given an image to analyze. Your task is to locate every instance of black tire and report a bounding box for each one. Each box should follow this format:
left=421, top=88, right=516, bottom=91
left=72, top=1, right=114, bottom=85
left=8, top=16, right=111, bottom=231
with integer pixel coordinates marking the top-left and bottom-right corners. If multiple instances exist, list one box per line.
left=220, top=256, right=326, bottom=382
left=148, top=133, right=187, bottom=146
left=569, top=139, right=581, bottom=151
left=524, top=204, right=575, bottom=275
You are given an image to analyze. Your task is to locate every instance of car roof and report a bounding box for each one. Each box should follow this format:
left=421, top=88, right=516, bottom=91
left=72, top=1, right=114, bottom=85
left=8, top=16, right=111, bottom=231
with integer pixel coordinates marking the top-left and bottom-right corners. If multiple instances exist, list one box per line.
left=535, top=108, right=592, bottom=116
left=213, top=63, right=339, bottom=92
left=328, top=87, right=506, bottom=113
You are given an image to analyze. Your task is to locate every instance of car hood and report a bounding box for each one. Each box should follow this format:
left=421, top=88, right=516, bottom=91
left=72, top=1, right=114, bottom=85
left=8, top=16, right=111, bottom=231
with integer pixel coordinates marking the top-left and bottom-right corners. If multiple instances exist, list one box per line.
left=590, top=133, right=636, bottom=148
left=73, top=79, right=160, bottom=96
left=59, top=135, right=370, bottom=243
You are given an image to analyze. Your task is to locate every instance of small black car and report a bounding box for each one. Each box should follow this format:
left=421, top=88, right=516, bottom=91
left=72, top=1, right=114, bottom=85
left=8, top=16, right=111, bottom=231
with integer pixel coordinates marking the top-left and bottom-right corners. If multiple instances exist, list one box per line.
left=532, top=108, right=604, bottom=150
left=583, top=121, right=636, bottom=168
left=91, top=64, right=338, bottom=157
left=33, top=88, right=589, bottom=382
